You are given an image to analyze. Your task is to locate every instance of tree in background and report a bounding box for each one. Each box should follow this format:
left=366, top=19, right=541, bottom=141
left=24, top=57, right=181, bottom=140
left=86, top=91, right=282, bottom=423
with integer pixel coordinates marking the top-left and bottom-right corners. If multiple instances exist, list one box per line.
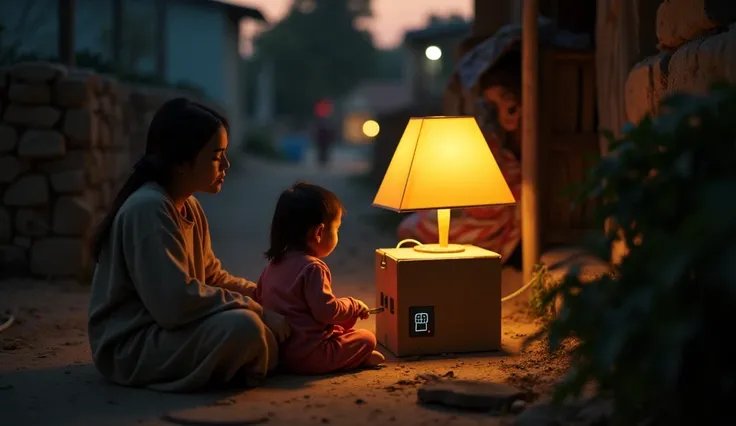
left=0, top=0, right=58, bottom=65
left=245, top=0, right=379, bottom=122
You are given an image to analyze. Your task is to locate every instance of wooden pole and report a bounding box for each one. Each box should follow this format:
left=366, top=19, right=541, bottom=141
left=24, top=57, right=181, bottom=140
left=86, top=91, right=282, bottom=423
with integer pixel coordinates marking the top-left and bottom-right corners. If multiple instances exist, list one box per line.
left=521, top=0, right=540, bottom=285
left=58, top=0, right=75, bottom=66
left=155, top=0, right=167, bottom=81
left=112, top=0, right=123, bottom=71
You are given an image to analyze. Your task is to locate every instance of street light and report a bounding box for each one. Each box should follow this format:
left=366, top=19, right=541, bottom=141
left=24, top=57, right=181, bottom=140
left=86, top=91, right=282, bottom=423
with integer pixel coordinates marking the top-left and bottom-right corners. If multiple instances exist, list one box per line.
left=425, top=45, right=442, bottom=61
left=362, top=120, right=380, bottom=138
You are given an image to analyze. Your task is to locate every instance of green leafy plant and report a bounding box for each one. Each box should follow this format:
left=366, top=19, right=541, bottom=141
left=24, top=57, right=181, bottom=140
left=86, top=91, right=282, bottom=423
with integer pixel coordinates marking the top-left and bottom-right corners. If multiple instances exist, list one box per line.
left=528, top=263, right=556, bottom=319
left=534, top=83, right=736, bottom=425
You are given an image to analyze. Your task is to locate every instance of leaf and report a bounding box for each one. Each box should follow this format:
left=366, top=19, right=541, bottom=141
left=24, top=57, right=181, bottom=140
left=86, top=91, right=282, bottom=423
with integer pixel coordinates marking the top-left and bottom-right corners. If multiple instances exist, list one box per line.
left=540, top=83, right=736, bottom=424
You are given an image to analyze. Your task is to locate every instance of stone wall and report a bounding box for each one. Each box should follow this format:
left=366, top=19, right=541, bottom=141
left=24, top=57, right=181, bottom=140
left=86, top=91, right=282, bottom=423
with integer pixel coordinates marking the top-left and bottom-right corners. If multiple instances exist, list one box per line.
left=614, top=0, right=736, bottom=264
left=0, top=62, right=130, bottom=280
left=625, top=0, right=736, bottom=123
left=0, top=62, right=230, bottom=280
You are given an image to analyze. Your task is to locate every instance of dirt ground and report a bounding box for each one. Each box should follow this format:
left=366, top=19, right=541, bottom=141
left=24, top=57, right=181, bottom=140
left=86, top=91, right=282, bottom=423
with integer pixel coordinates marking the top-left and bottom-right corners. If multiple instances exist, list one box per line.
left=0, top=149, right=570, bottom=426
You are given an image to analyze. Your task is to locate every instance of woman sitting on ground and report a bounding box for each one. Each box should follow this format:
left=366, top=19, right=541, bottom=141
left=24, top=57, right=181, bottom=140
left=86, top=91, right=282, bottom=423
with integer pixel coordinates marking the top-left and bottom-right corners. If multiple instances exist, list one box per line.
left=87, top=98, right=291, bottom=392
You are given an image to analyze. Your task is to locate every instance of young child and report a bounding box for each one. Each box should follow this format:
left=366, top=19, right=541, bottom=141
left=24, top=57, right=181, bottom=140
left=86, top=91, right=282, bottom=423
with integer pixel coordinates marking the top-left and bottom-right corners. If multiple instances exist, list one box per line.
left=255, top=182, right=385, bottom=375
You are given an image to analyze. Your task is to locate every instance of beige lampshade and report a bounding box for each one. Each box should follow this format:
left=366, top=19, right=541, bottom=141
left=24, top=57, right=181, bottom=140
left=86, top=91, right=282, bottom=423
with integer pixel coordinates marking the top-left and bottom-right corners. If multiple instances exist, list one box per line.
left=373, top=116, right=516, bottom=212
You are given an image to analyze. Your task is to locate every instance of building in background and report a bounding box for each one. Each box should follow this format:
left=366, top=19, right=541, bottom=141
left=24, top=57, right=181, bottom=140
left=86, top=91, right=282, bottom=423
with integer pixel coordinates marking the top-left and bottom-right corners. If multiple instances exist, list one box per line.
left=0, top=0, right=265, bottom=143
left=402, top=20, right=472, bottom=102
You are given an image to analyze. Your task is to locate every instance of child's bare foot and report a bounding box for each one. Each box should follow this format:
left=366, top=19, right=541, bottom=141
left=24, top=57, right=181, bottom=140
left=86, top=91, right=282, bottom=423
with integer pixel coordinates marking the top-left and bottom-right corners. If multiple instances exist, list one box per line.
left=364, top=350, right=385, bottom=368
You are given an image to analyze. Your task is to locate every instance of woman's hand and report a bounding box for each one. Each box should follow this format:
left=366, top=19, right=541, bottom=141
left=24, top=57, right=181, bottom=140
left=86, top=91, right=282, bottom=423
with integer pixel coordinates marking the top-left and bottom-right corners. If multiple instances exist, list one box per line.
left=262, top=309, right=291, bottom=343
left=356, top=300, right=370, bottom=320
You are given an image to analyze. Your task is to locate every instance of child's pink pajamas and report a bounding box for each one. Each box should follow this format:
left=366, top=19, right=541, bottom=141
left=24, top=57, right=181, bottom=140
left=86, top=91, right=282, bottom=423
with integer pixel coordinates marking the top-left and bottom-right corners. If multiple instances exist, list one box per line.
left=255, top=252, right=376, bottom=374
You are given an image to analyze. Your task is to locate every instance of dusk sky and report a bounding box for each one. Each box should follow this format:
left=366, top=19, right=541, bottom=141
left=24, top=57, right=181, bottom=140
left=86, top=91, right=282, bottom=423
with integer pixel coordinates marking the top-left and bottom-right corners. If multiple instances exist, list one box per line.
left=227, top=0, right=473, bottom=51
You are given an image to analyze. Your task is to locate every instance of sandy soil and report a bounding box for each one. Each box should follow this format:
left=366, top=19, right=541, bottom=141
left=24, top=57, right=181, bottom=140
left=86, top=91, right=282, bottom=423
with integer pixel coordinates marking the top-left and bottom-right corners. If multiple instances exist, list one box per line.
left=0, top=150, right=571, bottom=426
left=0, top=280, right=568, bottom=426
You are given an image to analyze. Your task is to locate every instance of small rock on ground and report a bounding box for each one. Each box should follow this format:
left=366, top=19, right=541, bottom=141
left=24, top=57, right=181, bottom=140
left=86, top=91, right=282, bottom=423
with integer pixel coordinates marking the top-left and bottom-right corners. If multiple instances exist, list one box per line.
left=160, top=408, right=271, bottom=426
left=417, top=380, right=525, bottom=412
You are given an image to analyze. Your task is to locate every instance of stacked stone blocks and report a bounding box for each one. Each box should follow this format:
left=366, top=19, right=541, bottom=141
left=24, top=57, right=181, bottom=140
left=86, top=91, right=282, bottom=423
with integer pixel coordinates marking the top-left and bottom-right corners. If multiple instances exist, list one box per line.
left=0, top=62, right=130, bottom=279
left=626, top=0, right=736, bottom=123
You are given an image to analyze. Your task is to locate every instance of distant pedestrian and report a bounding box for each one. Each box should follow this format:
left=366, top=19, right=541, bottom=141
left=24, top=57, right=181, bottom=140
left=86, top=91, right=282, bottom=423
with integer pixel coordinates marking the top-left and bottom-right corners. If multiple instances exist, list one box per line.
left=313, top=118, right=336, bottom=168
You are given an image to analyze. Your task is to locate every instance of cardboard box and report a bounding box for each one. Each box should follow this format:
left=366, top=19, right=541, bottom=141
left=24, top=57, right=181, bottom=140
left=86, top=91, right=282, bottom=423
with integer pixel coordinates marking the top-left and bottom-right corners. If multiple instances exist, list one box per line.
left=374, top=246, right=502, bottom=357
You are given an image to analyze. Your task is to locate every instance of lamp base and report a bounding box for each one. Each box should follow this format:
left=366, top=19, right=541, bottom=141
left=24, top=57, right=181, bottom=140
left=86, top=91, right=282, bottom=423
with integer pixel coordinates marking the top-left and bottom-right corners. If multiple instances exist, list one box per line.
left=413, top=243, right=466, bottom=254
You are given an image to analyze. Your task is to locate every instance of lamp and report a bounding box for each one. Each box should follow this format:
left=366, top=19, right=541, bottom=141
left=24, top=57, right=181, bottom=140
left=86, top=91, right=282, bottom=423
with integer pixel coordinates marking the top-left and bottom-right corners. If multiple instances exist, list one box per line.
left=372, top=116, right=515, bottom=253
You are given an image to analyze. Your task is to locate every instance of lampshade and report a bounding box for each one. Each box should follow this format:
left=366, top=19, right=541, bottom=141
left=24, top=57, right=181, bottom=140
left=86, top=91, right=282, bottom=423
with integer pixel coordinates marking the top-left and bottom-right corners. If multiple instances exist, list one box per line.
left=373, top=116, right=515, bottom=212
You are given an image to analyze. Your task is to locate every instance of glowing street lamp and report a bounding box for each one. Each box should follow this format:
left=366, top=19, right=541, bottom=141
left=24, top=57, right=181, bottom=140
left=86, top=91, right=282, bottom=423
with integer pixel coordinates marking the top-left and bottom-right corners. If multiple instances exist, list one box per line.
left=362, top=120, right=380, bottom=138
left=425, top=45, right=442, bottom=61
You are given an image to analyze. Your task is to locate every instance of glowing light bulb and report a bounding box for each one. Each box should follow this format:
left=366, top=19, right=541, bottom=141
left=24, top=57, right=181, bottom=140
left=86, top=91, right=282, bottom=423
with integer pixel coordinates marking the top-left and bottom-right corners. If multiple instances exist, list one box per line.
left=362, top=120, right=380, bottom=138
left=425, top=45, right=442, bottom=61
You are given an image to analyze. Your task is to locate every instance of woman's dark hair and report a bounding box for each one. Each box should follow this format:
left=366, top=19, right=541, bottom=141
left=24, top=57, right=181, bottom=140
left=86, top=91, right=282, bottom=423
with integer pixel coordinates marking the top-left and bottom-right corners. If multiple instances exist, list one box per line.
left=90, top=97, right=228, bottom=261
left=265, top=182, right=344, bottom=262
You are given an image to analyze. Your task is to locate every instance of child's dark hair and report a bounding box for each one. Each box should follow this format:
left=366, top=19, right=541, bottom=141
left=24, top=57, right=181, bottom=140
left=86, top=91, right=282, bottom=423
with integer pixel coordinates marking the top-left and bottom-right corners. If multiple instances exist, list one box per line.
left=265, top=182, right=344, bottom=262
